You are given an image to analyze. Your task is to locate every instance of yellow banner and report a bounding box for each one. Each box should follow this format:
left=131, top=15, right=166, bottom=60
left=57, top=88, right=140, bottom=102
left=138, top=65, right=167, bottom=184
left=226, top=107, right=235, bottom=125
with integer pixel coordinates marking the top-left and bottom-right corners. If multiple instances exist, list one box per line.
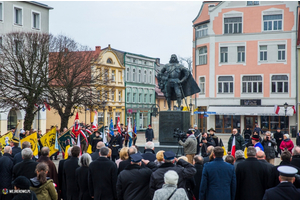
left=40, top=127, right=58, bottom=156
left=244, top=147, right=248, bottom=159
left=20, top=132, right=38, bottom=156
left=0, top=132, right=13, bottom=154
left=182, top=106, right=189, bottom=111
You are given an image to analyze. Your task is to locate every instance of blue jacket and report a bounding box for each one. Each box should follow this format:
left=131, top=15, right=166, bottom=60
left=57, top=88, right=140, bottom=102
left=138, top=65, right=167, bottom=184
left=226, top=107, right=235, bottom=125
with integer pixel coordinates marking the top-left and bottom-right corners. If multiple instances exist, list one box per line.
left=254, top=142, right=264, bottom=151
left=199, top=157, right=236, bottom=200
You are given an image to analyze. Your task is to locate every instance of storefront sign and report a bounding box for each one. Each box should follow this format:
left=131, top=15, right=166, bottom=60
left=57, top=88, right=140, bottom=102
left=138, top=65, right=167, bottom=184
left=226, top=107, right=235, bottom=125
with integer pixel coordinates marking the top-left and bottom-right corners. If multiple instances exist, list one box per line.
left=240, top=99, right=261, bottom=106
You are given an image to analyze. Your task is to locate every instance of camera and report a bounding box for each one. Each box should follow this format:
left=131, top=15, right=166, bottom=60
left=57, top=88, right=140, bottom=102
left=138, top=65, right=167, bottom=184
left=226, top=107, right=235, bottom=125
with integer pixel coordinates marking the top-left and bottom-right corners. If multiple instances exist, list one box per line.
left=173, top=128, right=187, bottom=142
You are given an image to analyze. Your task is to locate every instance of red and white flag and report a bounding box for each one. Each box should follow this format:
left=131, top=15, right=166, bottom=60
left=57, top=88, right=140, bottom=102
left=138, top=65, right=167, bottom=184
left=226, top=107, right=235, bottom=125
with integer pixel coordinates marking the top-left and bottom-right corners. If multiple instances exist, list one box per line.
left=72, top=112, right=80, bottom=137
left=292, top=105, right=296, bottom=114
left=80, top=130, right=88, bottom=144
left=231, top=136, right=236, bottom=158
left=274, top=105, right=280, bottom=115
left=86, top=129, right=92, bottom=135
left=117, top=117, right=121, bottom=134
left=92, top=111, right=98, bottom=130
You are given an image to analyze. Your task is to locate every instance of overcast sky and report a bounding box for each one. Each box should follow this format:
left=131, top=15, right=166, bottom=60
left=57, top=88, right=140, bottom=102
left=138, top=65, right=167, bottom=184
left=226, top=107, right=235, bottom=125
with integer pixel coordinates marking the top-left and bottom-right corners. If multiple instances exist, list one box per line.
left=42, top=1, right=202, bottom=64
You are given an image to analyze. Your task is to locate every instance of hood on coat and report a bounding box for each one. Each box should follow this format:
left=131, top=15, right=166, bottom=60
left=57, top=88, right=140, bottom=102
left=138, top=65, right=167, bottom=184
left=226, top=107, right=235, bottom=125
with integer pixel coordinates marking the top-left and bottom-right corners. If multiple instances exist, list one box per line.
left=30, top=177, right=51, bottom=187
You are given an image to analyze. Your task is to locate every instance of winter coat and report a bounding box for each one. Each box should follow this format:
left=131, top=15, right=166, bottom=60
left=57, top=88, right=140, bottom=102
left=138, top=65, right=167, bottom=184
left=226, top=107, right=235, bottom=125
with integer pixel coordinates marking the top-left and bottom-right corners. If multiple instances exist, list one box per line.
left=280, top=139, right=294, bottom=153
left=153, top=184, right=188, bottom=200
left=88, top=157, right=117, bottom=200
left=0, top=153, right=14, bottom=189
left=200, top=158, right=236, bottom=200
left=37, top=156, right=59, bottom=189
left=12, top=192, right=38, bottom=200
left=12, top=146, right=21, bottom=157
left=234, top=158, right=245, bottom=170
left=13, top=152, right=37, bottom=165
left=296, top=132, right=300, bottom=146
left=261, top=138, right=277, bottom=159
left=274, top=131, right=284, bottom=144
left=145, top=128, right=154, bottom=140
left=76, top=166, right=92, bottom=200
left=118, top=158, right=131, bottom=175
left=142, top=149, right=156, bottom=162
left=90, top=149, right=100, bottom=161
left=227, top=133, right=245, bottom=152
left=117, top=163, right=156, bottom=200
left=63, top=156, right=80, bottom=200
left=200, top=137, right=214, bottom=157
left=263, top=182, right=300, bottom=200
left=149, top=159, right=196, bottom=198
left=178, top=134, right=197, bottom=155
left=13, top=158, right=38, bottom=180
left=291, top=155, right=300, bottom=169
left=243, top=129, right=252, bottom=139
left=193, top=163, right=203, bottom=200
left=30, top=178, right=57, bottom=200
left=109, top=134, right=123, bottom=156
left=58, top=157, right=69, bottom=200
left=211, top=134, right=219, bottom=146
left=91, top=136, right=102, bottom=152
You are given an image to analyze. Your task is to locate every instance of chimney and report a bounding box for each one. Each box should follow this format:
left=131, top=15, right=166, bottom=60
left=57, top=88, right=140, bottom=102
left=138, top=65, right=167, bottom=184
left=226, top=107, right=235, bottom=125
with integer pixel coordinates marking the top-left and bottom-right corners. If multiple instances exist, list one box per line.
left=95, top=46, right=101, bottom=54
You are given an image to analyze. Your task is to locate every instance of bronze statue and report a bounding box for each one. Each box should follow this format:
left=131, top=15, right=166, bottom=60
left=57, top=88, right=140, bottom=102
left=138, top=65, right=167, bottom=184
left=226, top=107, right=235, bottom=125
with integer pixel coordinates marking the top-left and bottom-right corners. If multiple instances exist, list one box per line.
left=158, top=54, right=200, bottom=110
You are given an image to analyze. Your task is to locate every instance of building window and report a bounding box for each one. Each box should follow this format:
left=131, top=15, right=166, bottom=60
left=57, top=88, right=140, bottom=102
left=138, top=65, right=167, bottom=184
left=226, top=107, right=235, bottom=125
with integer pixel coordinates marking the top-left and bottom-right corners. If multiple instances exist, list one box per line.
left=144, top=94, right=147, bottom=103
left=111, top=91, right=115, bottom=102
left=220, top=47, right=228, bottom=63
left=215, top=115, right=241, bottom=133
left=15, top=40, right=22, bottom=56
left=0, top=3, right=3, bottom=21
left=115, top=112, right=121, bottom=125
left=138, top=69, right=141, bottom=82
left=247, top=1, right=259, bottom=5
left=144, top=71, right=147, bottom=83
left=133, top=93, right=136, bottom=103
left=263, top=14, right=282, bottom=31
left=14, top=7, right=22, bottom=25
left=278, top=45, right=285, bottom=61
left=119, top=71, right=122, bottom=81
left=133, top=59, right=136, bottom=63
left=149, top=94, right=152, bottom=103
left=119, top=91, right=122, bottom=102
left=112, top=70, right=115, bottom=81
left=271, top=75, right=288, bottom=93
left=126, top=68, right=129, bottom=81
left=261, top=116, right=289, bottom=132
left=224, top=17, right=242, bottom=34
left=139, top=94, right=142, bottom=103
left=104, top=69, right=108, bottom=81
left=242, top=76, right=262, bottom=93
left=32, top=12, right=40, bottom=29
left=196, top=24, right=208, bottom=38
left=132, top=69, right=136, bottom=82
left=199, top=77, right=205, bottom=94
left=149, top=71, right=152, bottom=84
left=98, top=112, right=104, bottom=124
left=127, top=93, right=130, bottom=102
left=237, top=46, right=245, bottom=62
left=139, top=113, right=148, bottom=129
left=218, top=76, right=233, bottom=93
left=259, top=45, right=267, bottom=61
left=107, top=58, right=112, bottom=64
left=199, top=46, right=207, bottom=65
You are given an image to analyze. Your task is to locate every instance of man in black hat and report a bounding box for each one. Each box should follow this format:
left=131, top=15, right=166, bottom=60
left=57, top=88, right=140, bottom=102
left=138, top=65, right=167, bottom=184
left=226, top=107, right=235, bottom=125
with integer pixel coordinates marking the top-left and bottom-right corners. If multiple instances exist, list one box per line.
left=92, top=131, right=102, bottom=152
left=117, top=153, right=156, bottom=200
left=12, top=176, right=38, bottom=200
left=208, top=128, right=219, bottom=146
left=274, top=128, right=284, bottom=157
left=263, top=166, right=300, bottom=199
left=178, top=130, right=197, bottom=164
left=11, top=137, right=21, bottom=157
left=149, top=151, right=196, bottom=198
left=109, top=129, right=123, bottom=162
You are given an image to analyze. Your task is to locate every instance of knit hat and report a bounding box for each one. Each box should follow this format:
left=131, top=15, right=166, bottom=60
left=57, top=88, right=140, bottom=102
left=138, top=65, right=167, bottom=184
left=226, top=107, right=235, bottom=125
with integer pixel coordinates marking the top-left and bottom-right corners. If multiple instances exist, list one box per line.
left=284, top=134, right=289, bottom=139
left=251, top=135, right=260, bottom=141
left=12, top=176, right=31, bottom=189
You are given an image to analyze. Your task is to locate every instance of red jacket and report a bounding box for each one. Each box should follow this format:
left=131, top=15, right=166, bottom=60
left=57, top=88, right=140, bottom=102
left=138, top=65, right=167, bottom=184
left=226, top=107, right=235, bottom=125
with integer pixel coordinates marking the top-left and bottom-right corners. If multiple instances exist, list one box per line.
left=280, top=139, right=294, bottom=153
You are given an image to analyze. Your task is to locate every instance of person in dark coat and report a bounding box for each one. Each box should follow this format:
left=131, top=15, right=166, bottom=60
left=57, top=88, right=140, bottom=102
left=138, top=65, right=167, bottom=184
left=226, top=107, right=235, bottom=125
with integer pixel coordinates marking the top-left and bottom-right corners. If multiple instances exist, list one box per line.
left=64, top=146, right=80, bottom=200
left=76, top=153, right=93, bottom=200
left=194, top=125, right=201, bottom=154
left=257, top=150, right=274, bottom=188
left=234, top=150, right=245, bottom=170
left=149, top=151, right=196, bottom=198
left=109, top=131, right=123, bottom=162
left=13, top=141, right=33, bottom=165
left=58, top=147, right=72, bottom=200
left=274, top=128, right=284, bottom=156
left=291, top=146, right=300, bottom=168
left=11, top=137, right=21, bottom=157
left=263, top=166, right=300, bottom=200
left=12, top=176, right=38, bottom=200
left=228, top=129, right=245, bottom=155
left=0, top=146, right=14, bottom=200
left=200, top=147, right=236, bottom=200
left=208, top=128, right=219, bottom=146
left=261, top=131, right=277, bottom=165
left=142, top=142, right=156, bottom=162
left=145, top=125, right=154, bottom=142
left=193, top=155, right=203, bottom=200
left=200, top=132, right=214, bottom=157
left=90, top=141, right=105, bottom=161
left=88, top=146, right=118, bottom=200
left=13, top=148, right=38, bottom=180
left=296, top=131, right=300, bottom=146
left=118, top=146, right=137, bottom=174
left=254, top=124, right=263, bottom=135
left=117, top=153, right=157, bottom=200
left=236, top=146, right=269, bottom=200
left=91, top=131, right=102, bottom=152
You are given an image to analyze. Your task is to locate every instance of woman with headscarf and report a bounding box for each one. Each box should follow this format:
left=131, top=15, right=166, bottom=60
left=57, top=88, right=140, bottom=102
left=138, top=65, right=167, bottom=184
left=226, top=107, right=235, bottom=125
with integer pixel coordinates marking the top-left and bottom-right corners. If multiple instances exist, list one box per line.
left=280, top=134, right=294, bottom=153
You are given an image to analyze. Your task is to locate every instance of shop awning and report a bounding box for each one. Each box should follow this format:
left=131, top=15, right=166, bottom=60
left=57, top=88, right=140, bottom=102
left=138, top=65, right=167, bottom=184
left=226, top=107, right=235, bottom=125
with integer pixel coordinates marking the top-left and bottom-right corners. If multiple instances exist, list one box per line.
left=206, top=106, right=295, bottom=116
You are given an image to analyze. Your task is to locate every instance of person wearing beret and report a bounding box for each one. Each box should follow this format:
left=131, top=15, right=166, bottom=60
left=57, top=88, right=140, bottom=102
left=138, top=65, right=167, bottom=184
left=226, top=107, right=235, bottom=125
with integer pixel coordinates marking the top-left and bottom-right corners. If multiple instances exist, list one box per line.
left=178, top=130, right=197, bottom=164
left=117, top=153, right=157, bottom=200
left=263, top=166, right=300, bottom=200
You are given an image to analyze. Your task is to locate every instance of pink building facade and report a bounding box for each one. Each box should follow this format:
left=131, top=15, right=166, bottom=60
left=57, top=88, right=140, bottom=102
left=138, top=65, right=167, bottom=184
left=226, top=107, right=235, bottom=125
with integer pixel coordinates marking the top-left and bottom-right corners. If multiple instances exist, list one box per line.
left=192, top=1, right=298, bottom=134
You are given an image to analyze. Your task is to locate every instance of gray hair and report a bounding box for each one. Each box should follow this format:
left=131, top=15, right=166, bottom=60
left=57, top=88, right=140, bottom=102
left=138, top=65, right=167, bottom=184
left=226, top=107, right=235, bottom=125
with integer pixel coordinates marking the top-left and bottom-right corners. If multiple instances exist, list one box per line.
left=247, top=146, right=256, bottom=157
left=235, top=150, right=244, bottom=159
left=67, top=147, right=73, bottom=157
left=21, top=148, right=33, bottom=159
left=4, top=146, right=12, bottom=154
left=164, top=170, right=179, bottom=185
left=21, top=141, right=31, bottom=149
left=207, top=146, right=214, bottom=154
left=128, top=146, right=137, bottom=155
left=100, top=147, right=109, bottom=156
left=293, top=146, right=300, bottom=156
left=194, top=155, right=203, bottom=164
left=145, top=142, right=154, bottom=149
left=284, top=134, right=290, bottom=139
left=78, top=153, right=92, bottom=167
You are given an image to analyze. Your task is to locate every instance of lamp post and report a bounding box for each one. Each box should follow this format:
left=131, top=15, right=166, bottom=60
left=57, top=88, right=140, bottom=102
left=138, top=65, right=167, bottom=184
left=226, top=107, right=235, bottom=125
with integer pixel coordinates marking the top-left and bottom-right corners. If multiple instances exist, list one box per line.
left=284, top=102, right=288, bottom=134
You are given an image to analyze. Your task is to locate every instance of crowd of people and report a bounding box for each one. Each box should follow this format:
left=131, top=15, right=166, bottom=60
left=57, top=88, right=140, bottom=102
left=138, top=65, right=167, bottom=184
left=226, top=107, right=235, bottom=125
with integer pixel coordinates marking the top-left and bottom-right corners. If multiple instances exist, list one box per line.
left=1, top=123, right=300, bottom=200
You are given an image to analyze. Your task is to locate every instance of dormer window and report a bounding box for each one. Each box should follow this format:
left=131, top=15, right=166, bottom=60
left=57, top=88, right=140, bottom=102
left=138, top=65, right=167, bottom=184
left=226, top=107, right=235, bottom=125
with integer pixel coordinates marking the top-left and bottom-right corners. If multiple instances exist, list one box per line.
left=107, top=58, right=112, bottom=64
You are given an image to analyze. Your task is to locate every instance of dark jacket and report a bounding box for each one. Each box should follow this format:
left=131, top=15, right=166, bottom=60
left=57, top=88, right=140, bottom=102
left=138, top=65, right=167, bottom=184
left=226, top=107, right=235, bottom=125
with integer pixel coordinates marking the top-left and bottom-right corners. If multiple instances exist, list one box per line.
left=118, top=158, right=131, bottom=174
left=109, top=134, right=123, bottom=156
left=211, top=134, right=219, bottom=146
left=236, top=157, right=269, bottom=200
left=243, top=129, right=252, bottom=139
left=234, top=158, right=245, bottom=170
left=90, top=149, right=100, bottom=161
left=149, top=159, right=196, bottom=198
left=145, top=128, right=154, bottom=140
left=254, top=127, right=263, bottom=135
left=296, top=132, right=300, bottom=146
left=63, top=157, right=80, bottom=200
left=76, top=166, right=92, bottom=200
left=12, top=146, right=21, bottom=157
left=291, top=155, right=300, bottom=169
left=200, top=158, right=236, bottom=200
left=58, top=157, right=69, bottom=200
left=91, top=136, right=102, bottom=152
left=263, top=182, right=300, bottom=200
left=12, top=192, right=38, bottom=200
left=142, top=149, right=156, bottom=162
left=0, top=153, right=14, bottom=189
left=37, top=156, right=59, bottom=189
left=30, top=177, right=57, bottom=200
left=200, top=136, right=214, bottom=157
left=193, top=163, right=203, bottom=200
left=13, top=152, right=37, bottom=165
left=88, top=157, right=117, bottom=200
left=228, top=133, right=245, bottom=152
left=274, top=131, right=284, bottom=144
left=258, top=159, right=274, bottom=188
left=13, top=158, right=38, bottom=180
left=117, top=163, right=156, bottom=200
left=261, top=138, right=277, bottom=159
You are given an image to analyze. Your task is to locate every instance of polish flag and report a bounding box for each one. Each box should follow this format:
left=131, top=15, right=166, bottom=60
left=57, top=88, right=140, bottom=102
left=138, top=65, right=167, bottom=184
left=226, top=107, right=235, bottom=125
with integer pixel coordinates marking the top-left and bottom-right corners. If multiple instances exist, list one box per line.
left=274, top=105, right=280, bottom=115
left=72, top=112, right=80, bottom=137
left=117, top=117, right=121, bottom=134
left=231, top=136, right=236, bottom=158
left=292, top=105, right=296, bottom=114
left=92, top=111, right=98, bottom=130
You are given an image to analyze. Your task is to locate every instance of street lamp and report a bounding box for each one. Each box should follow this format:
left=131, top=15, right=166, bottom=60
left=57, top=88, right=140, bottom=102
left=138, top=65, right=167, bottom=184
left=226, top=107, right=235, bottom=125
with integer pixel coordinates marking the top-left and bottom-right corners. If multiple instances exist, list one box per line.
left=284, top=102, right=288, bottom=133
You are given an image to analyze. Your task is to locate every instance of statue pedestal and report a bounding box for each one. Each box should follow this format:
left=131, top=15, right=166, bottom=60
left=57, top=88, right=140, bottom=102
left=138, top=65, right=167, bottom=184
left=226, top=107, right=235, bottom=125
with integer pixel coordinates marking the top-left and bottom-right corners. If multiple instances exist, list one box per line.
left=159, top=111, right=190, bottom=145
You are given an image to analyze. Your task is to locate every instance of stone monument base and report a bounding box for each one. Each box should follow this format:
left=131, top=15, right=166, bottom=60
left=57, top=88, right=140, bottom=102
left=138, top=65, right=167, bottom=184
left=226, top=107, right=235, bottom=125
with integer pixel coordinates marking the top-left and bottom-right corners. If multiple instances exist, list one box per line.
left=159, top=111, right=190, bottom=145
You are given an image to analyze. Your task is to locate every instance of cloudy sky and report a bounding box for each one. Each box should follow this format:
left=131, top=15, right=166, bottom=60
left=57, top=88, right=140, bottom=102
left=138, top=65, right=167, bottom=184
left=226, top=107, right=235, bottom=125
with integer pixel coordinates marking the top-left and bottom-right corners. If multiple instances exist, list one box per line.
left=42, top=1, right=202, bottom=64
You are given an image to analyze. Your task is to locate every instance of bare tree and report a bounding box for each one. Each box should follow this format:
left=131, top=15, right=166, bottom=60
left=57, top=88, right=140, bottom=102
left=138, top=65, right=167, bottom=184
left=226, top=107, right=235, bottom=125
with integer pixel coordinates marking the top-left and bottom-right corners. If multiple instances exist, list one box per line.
left=178, top=56, right=193, bottom=72
left=47, top=35, right=114, bottom=131
left=0, top=32, right=52, bottom=130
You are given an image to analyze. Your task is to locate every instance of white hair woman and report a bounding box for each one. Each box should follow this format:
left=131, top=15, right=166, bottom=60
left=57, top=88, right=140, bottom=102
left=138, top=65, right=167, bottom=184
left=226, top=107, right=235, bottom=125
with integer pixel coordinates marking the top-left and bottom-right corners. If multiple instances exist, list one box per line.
left=76, top=153, right=93, bottom=200
left=280, top=134, right=294, bottom=153
left=153, top=170, right=188, bottom=200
